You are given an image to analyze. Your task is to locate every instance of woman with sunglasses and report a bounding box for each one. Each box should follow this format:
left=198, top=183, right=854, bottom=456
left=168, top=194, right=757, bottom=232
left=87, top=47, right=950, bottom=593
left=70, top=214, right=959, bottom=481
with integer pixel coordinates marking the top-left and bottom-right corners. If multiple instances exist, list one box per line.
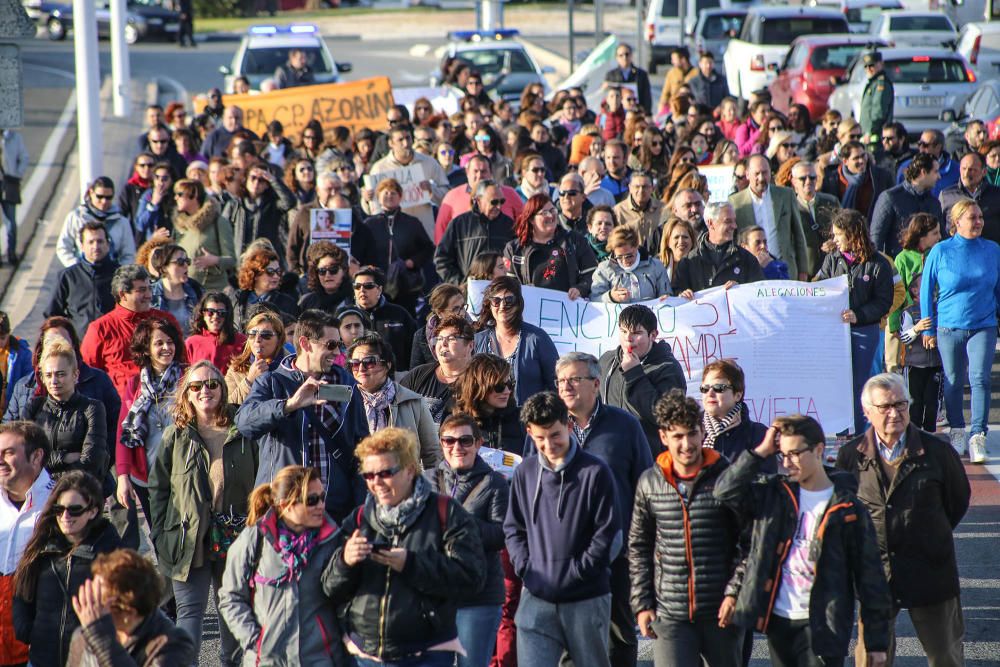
left=473, top=277, right=558, bottom=407
left=323, top=427, right=485, bottom=667
left=149, top=361, right=257, bottom=666
left=172, top=178, right=235, bottom=292
left=411, top=283, right=467, bottom=368
left=283, top=157, right=317, bottom=205
left=119, top=152, right=156, bottom=222
left=436, top=141, right=464, bottom=188
left=220, top=465, right=346, bottom=666
left=185, top=292, right=245, bottom=374
left=229, top=246, right=300, bottom=330
left=298, top=241, right=350, bottom=312
left=12, top=471, right=122, bottom=667
left=424, top=413, right=509, bottom=667
left=453, top=353, right=523, bottom=454
left=150, top=243, right=203, bottom=336
left=462, top=126, right=514, bottom=186
left=223, top=160, right=297, bottom=258
left=348, top=333, right=441, bottom=470
left=700, top=359, right=775, bottom=473
left=225, top=309, right=287, bottom=405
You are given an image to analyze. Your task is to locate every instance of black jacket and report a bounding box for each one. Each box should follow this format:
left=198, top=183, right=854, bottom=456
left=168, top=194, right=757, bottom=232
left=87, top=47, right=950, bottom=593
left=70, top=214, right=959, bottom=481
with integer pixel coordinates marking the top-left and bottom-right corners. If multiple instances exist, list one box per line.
left=363, top=209, right=435, bottom=274
left=360, top=296, right=418, bottom=371
left=605, top=64, right=652, bottom=115
left=673, top=234, right=764, bottom=293
left=820, top=163, right=894, bottom=221
left=67, top=608, right=195, bottom=666
left=629, top=449, right=744, bottom=622
left=26, top=392, right=109, bottom=482
left=229, top=288, right=301, bottom=330
left=223, top=179, right=297, bottom=257
left=816, top=250, right=894, bottom=327
left=709, top=402, right=777, bottom=474
left=687, top=70, right=729, bottom=109
left=13, top=518, right=122, bottom=667
left=45, top=258, right=120, bottom=338
left=502, top=227, right=597, bottom=296
left=870, top=181, right=945, bottom=256
left=714, top=450, right=892, bottom=658
left=434, top=210, right=515, bottom=285
left=425, top=458, right=509, bottom=607
left=939, top=181, right=1000, bottom=247
left=322, top=492, right=486, bottom=662
left=599, top=341, right=686, bottom=455
left=409, top=323, right=434, bottom=369
left=835, top=425, right=970, bottom=609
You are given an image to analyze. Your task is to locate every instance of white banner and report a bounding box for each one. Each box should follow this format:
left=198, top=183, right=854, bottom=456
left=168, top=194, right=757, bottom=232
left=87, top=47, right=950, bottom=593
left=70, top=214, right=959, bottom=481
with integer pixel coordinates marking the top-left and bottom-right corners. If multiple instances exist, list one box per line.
left=469, top=278, right=855, bottom=432
left=700, top=164, right=736, bottom=204
left=364, top=164, right=433, bottom=213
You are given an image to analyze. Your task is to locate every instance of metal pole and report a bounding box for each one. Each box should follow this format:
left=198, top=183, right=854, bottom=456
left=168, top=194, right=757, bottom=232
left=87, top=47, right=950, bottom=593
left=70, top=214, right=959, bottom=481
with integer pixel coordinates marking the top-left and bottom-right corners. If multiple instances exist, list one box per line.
left=595, top=0, right=604, bottom=45
left=678, top=0, right=686, bottom=54
left=568, top=0, right=575, bottom=74
left=109, top=0, right=130, bottom=118
left=73, top=0, right=103, bottom=192
left=636, top=0, right=644, bottom=72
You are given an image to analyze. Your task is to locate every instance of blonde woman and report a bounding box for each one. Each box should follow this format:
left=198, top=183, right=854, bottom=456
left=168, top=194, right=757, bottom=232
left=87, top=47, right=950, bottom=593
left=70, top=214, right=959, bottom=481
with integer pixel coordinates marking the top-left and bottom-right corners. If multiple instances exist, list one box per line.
left=591, top=226, right=671, bottom=303
left=658, top=217, right=696, bottom=284
left=225, top=309, right=288, bottom=405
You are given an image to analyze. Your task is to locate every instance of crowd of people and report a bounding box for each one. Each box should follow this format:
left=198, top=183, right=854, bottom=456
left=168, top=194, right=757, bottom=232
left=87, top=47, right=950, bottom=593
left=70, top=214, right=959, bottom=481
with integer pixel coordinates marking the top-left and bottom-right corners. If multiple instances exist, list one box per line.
left=0, top=39, right=988, bottom=667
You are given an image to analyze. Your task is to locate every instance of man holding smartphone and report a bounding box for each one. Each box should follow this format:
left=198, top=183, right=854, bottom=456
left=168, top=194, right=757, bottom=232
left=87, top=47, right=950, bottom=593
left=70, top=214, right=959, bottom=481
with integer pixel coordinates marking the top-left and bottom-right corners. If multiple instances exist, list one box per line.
left=236, top=309, right=370, bottom=521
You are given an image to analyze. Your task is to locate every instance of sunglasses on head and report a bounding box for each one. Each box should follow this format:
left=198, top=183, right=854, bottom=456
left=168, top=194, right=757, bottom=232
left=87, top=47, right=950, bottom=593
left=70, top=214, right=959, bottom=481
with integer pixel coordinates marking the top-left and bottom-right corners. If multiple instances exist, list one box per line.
left=52, top=503, right=91, bottom=518
left=362, top=465, right=401, bottom=481
left=188, top=379, right=222, bottom=392
left=248, top=329, right=276, bottom=340
left=441, top=435, right=476, bottom=448
left=203, top=307, right=227, bottom=317
left=489, top=295, right=517, bottom=309
left=348, top=356, right=383, bottom=371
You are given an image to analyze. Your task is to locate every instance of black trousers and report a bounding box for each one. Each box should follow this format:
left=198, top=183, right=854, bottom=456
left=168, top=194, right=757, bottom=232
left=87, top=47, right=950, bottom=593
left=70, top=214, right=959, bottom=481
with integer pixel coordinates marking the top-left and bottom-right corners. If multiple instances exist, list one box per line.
left=766, top=616, right=844, bottom=667
left=908, top=366, right=942, bottom=432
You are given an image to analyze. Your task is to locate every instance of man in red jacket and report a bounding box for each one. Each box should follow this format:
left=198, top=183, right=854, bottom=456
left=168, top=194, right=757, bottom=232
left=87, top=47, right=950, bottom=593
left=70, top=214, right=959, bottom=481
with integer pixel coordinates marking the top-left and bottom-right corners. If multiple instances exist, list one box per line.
left=80, top=264, right=181, bottom=396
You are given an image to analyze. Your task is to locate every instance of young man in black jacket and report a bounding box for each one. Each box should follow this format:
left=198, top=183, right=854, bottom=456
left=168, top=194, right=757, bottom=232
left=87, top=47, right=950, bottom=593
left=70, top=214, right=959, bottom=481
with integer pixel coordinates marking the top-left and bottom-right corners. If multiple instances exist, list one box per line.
left=629, top=389, right=745, bottom=666
left=714, top=415, right=892, bottom=667
left=45, top=222, right=119, bottom=338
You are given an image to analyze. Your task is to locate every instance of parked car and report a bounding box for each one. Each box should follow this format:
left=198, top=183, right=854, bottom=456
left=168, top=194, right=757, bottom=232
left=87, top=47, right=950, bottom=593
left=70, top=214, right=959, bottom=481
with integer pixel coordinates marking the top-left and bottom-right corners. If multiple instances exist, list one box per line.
left=219, top=24, right=352, bottom=93
left=956, top=21, right=1000, bottom=81
left=868, top=10, right=959, bottom=49
left=690, top=7, right=748, bottom=61
left=942, top=79, right=1000, bottom=143
left=827, top=48, right=976, bottom=137
left=770, top=34, right=888, bottom=121
left=644, top=0, right=752, bottom=74
left=811, top=0, right=904, bottom=33
left=36, top=0, right=180, bottom=43
left=723, top=5, right=849, bottom=100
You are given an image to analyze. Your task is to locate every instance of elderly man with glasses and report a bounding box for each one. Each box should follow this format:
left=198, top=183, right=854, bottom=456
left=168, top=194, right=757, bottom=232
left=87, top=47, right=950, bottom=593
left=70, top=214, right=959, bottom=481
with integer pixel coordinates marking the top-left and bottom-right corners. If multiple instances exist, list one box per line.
left=555, top=172, right=593, bottom=233
left=792, top=160, right=841, bottom=277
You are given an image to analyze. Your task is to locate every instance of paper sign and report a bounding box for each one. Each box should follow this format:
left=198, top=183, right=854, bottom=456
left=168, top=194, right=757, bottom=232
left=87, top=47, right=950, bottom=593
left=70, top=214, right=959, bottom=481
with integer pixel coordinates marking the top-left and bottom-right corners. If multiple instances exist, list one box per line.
left=310, top=208, right=352, bottom=256
left=364, top=164, right=433, bottom=213
left=700, top=164, right=737, bottom=204
left=479, top=446, right=523, bottom=479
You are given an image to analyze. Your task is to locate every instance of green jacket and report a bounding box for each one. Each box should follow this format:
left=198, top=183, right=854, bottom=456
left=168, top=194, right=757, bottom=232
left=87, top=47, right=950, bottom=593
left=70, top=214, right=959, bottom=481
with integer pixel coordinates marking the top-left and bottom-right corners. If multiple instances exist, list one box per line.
left=860, top=71, right=894, bottom=142
left=172, top=198, right=236, bottom=292
left=889, top=249, right=925, bottom=332
left=149, top=405, right=259, bottom=581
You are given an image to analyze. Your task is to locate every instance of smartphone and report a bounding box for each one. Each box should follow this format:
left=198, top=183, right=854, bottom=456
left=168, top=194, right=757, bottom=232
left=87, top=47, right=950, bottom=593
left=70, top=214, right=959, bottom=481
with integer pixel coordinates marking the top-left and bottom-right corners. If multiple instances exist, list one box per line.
left=316, top=384, right=352, bottom=402
left=370, top=544, right=391, bottom=554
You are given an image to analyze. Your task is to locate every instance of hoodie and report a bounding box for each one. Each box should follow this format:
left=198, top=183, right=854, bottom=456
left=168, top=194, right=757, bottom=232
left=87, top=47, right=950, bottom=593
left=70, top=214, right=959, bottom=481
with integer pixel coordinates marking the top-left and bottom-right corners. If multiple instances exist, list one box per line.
left=504, top=439, right=621, bottom=603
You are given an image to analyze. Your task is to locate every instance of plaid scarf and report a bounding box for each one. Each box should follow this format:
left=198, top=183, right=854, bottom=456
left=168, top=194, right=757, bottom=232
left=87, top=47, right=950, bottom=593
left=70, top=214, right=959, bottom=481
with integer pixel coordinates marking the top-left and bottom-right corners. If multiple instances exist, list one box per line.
left=120, top=363, right=182, bottom=449
left=358, top=380, right=396, bottom=434
left=252, top=521, right=321, bottom=587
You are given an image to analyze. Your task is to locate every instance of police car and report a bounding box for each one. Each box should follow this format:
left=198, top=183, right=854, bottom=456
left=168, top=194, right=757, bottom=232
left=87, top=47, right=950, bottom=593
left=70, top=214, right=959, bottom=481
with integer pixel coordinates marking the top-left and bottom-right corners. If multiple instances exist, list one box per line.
left=219, top=24, right=353, bottom=93
left=430, top=29, right=553, bottom=105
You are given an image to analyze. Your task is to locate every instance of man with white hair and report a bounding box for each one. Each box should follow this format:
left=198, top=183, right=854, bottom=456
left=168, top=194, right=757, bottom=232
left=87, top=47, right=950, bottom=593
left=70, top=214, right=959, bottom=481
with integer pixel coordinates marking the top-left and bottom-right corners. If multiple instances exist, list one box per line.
left=790, top=160, right=840, bottom=277
left=674, top=202, right=763, bottom=296
left=579, top=156, right=616, bottom=207
left=556, top=172, right=592, bottom=233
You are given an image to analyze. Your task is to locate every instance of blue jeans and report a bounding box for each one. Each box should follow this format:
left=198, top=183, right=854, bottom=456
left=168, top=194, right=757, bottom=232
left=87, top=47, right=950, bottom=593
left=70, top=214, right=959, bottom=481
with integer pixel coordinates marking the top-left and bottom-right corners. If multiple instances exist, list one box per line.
left=937, top=326, right=997, bottom=435
left=354, top=651, right=455, bottom=666
left=851, top=324, right=880, bottom=434
left=455, top=605, right=502, bottom=667
left=172, top=559, right=239, bottom=666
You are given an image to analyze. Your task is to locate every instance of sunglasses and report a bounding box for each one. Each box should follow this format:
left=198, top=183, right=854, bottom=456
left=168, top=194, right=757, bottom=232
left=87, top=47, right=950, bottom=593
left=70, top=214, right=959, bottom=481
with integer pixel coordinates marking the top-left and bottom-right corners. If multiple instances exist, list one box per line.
left=169, top=257, right=191, bottom=266
left=489, top=295, right=517, bottom=309
left=203, top=307, right=227, bottom=317
left=149, top=139, right=168, bottom=144
left=52, top=503, right=91, bottom=518
left=354, top=282, right=378, bottom=291
left=312, top=338, right=345, bottom=352
left=559, top=190, right=580, bottom=197
left=441, top=435, right=476, bottom=448
left=474, top=134, right=491, bottom=142
left=795, top=175, right=818, bottom=182
left=93, top=193, right=114, bottom=201
left=153, top=174, right=171, bottom=181
left=529, top=167, right=547, bottom=174
left=136, top=162, right=154, bottom=168
left=262, top=268, right=281, bottom=277
left=188, top=379, right=222, bottom=392
left=317, top=266, right=342, bottom=276
left=248, top=329, right=276, bottom=340
left=492, top=380, right=514, bottom=393
left=362, top=465, right=401, bottom=481
left=489, top=198, right=505, bottom=206
left=304, top=493, right=323, bottom=507
left=348, top=356, right=384, bottom=371
left=699, top=383, right=733, bottom=394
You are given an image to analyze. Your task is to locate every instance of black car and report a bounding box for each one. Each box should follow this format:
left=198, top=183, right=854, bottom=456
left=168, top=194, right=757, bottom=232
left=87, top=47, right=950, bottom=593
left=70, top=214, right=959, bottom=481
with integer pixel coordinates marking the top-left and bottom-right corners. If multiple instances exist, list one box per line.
left=32, top=0, right=180, bottom=44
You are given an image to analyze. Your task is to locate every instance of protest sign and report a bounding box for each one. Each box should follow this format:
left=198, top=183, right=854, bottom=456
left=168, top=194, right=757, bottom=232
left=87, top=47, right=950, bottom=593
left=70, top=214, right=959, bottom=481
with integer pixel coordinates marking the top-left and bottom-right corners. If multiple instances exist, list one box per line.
left=310, top=208, right=352, bottom=256
left=700, top=164, right=736, bottom=203
left=194, top=77, right=394, bottom=137
left=363, top=164, right=434, bottom=212
left=468, top=278, right=854, bottom=432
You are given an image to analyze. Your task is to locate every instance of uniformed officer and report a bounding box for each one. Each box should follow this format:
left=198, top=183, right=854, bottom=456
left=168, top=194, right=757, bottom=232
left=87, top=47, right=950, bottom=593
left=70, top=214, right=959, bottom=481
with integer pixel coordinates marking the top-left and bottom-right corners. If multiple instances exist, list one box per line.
left=860, top=51, right=894, bottom=149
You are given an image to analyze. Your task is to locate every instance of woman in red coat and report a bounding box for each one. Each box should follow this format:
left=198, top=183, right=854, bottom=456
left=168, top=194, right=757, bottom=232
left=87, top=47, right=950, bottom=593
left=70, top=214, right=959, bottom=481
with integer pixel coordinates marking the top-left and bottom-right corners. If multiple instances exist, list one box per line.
left=183, top=292, right=245, bottom=374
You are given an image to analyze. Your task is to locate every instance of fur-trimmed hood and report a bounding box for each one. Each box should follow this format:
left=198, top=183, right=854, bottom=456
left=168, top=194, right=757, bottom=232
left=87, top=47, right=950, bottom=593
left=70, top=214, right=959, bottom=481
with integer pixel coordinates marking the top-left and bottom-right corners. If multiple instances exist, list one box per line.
left=173, top=197, right=220, bottom=232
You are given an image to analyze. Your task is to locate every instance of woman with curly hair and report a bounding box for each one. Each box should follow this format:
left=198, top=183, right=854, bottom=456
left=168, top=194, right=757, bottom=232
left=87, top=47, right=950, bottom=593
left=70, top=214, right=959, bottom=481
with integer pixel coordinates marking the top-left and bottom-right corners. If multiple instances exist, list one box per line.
left=185, top=292, right=245, bottom=374
left=228, top=246, right=299, bottom=329
left=149, top=242, right=203, bottom=336
left=297, top=240, right=350, bottom=312
left=282, top=157, right=316, bottom=205
left=225, top=309, right=288, bottom=405
left=774, top=155, right=802, bottom=189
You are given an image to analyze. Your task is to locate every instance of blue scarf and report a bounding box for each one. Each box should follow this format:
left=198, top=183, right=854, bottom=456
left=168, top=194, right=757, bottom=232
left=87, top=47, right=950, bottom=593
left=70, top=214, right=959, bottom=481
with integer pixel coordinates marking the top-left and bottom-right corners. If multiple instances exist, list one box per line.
left=840, top=164, right=864, bottom=212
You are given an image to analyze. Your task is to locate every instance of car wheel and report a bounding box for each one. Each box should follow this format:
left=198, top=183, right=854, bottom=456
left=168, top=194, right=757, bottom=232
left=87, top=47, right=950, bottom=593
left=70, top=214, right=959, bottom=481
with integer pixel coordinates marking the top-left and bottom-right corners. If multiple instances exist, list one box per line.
left=124, top=22, right=138, bottom=44
left=47, top=17, right=66, bottom=40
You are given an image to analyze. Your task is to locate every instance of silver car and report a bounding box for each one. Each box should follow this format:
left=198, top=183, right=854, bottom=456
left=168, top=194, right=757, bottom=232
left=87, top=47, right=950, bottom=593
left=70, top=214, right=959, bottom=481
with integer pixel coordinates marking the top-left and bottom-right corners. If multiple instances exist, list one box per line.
left=690, top=8, right=748, bottom=60
left=827, top=48, right=976, bottom=136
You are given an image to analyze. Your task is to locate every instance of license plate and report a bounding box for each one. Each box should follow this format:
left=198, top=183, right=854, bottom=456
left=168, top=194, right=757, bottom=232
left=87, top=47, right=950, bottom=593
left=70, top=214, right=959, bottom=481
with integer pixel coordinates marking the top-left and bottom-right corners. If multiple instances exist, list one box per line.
left=905, top=96, right=944, bottom=107
left=164, top=23, right=179, bottom=31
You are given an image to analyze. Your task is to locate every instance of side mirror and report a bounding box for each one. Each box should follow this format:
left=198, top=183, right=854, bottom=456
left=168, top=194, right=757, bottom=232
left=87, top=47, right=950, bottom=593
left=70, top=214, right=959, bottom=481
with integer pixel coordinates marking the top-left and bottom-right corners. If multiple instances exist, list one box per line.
left=336, top=62, right=353, bottom=73
left=940, top=109, right=956, bottom=123
left=218, top=65, right=232, bottom=75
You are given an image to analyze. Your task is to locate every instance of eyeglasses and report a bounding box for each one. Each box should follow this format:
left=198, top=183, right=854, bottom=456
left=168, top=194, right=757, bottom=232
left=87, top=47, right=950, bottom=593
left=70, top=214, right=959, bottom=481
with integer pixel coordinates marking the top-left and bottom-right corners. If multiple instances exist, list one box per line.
left=262, top=267, right=281, bottom=277
left=556, top=376, right=595, bottom=387
left=173, top=192, right=190, bottom=200
left=348, top=356, right=384, bottom=371
left=848, top=134, right=863, bottom=141
left=474, top=134, right=490, bottom=142
left=917, top=141, right=936, bottom=148
left=529, top=167, right=547, bottom=174
left=441, top=435, right=477, bottom=448
left=169, top=257, right=191, bottom=266
left=795, top=175, right=818, bottom=182
left=316, top=266, right=342, bottom=276
left=699, top=383, right=733, bottom=394
left=303, top=134, right=318, bottom=140
left=303, top=493, right=323, bottom=507
left=52, top=503, right=92, bottom=518
left=492, top=380, right=515, bottom=393
left=871, top=400, right=909, bottom=415
left=559, top=190, right=580, bottom=197
left=297, top=165, right=315, bottom=172
left=153, top=174, right=171, bottom=182
left=489, top=198, right=506, bottom=206
left=362, top=465, right=401, bottom=481
left=613, top=252, right=637, bottom=263
left=437, top=334, right=472, bottom=346
left=149, top=138, right=168, bottom=145
left=489, top=295, right=517, bottom=309
left=203, top=307, right=227, bottom=317
left=136, top=162, right=154, bottom=168
left=93, top=193, right=114, bottom=201
left=248, top=329, right=276, bottom=340
left=353, top=281, right=378, bottom=291
left=780, top=446, right=815, bottom=463
left=650, top=140, right=663, bottom=147
left=881, top=135, right=896, bottom=142
left=780, top=143, right=797, bottom=149
left=188, top=379, right=222, bottom=392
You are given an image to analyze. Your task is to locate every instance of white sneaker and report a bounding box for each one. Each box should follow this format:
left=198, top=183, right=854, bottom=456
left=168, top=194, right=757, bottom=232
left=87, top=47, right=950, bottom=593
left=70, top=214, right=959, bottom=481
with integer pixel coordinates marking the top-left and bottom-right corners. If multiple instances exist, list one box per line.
left=970, top=433, right=988, bottom=464
left=949, top=427, right=968, bottom=457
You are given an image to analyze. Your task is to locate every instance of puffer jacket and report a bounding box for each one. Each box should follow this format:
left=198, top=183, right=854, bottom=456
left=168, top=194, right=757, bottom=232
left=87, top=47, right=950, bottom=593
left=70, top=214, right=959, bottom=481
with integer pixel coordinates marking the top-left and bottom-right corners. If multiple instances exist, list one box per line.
left=219, top=509, right=347, bottom=667
left=673, top=233, right=765, bottom=293
left=13, top=518, right=122, bottom=667
left=502, top=227, right=598, bottom=296
left=590, top=254, right=672, bottom=302
left=714, top=450, right=892, bottom=658
left=26, top=392, right=108, bottom=482
left=322, top=488, right=486, bottom=662
left=816, top=250, right=894, bottom=327
left=2, top=335, right=32, bottom=410
left=66, top=608, right=195, bottom=666
left=425, top=457, right=509, bottom=607
left=836, top=424, right=970, bottom=609
left=148, top=407, right=259, bottom=581
left=629, top=449, right=743, bottom=622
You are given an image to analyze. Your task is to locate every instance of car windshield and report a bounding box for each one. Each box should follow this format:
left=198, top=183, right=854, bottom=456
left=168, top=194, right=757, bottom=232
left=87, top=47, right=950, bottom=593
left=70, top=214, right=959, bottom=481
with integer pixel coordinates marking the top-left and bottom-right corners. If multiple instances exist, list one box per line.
left=889, top=15, right=953, bottom=31
left=242, top=46, right=331, bottom=75
left=660, top=0, right=721, bottom=17
left=702, top=14, right=745, bottom=39
left=761, top=18, right=847, bottom=44
left=810, top=44, right=866, bottom=69
left=457, top=48, right=533, bottom=75
left=885, top=57, right=969, bottom=83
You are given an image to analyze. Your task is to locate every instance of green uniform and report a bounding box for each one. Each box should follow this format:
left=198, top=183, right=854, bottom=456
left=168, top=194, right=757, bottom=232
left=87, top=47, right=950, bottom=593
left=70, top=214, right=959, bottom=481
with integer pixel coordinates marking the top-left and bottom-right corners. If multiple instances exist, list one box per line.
left=860, top=70, right=893, bottom=145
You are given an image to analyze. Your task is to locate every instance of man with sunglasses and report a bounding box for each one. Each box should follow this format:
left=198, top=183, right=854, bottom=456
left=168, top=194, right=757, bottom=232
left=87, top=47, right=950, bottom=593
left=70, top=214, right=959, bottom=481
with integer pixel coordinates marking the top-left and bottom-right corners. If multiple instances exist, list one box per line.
left=349, top=265, right=416, bottom=371
left=46, top=222, right=119, bottom=337
left=895, top=130, right=958, bottom=198
left=56, top=176, right=137, bottom=268
left=791, top=160, right=841, bottom=277
left=556, top=172, right=592, bottom=233
left=714, top=415, right=892, bottom=667
left=875, top=122, right=914, bottom=177
left=435, top=154, right=524, bottom=243
left=859, top=51, right=894, bottom=150
left=236, top=309, right=369, bottom=520
left=435, top=179, right=516, bottom=285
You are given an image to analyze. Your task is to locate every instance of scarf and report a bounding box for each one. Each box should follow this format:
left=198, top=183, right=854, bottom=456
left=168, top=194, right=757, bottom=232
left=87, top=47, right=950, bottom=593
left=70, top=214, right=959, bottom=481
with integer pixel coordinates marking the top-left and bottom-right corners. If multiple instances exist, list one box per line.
left=253, top=520, right=322, bottom=587
left=586, top=233, right=609, bottom=261
left=120, top=363, right=182, bottom=449
left=369, top=474, right=432, bottom=540
left=126, top=171, right=149, bottom=189
left=173, top=198, right=219, bottom=232
left=840, top=164, right=864, bottom=211
left=703, top=403, right=742, bottom=450
left=519, top=181, right=549, bottom=200
left=358, top=379, right=396, bottom=434
left=988, top=166, right=1000, bottom=187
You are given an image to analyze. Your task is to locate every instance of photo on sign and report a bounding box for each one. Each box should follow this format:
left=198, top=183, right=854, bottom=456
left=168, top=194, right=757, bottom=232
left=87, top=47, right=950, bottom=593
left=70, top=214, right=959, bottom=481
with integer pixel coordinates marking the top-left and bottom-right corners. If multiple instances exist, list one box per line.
left=310, top=208, right=352, bottom=256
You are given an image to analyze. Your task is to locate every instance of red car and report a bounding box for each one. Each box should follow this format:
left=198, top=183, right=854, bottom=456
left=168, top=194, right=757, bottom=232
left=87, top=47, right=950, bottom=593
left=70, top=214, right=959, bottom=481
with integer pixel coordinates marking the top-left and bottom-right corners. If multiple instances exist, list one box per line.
left=771, top=35, right=889, bottom=121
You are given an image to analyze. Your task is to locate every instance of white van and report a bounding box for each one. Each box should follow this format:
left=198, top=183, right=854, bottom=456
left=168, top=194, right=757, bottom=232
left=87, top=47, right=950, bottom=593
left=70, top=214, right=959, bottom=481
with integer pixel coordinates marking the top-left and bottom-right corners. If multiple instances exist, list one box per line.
left=956, top=21, right=1000, bottom=81
left=644, top=0, right=751, bottom=73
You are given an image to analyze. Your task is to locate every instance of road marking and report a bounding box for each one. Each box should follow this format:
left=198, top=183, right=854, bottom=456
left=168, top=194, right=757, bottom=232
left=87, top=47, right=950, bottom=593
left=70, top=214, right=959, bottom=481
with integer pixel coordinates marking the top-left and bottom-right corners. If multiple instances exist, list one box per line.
left=408, top=44, right=431, bottom=58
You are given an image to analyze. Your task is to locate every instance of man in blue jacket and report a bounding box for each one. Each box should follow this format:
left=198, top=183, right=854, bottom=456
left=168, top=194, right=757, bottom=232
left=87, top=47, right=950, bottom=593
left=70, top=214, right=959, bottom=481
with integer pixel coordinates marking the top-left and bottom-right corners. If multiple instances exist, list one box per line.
left=236, top=309, right=369, bottom=521
left=0, top=312, right=32, bottom=417
left=504, top=391, right=621, bottom=667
